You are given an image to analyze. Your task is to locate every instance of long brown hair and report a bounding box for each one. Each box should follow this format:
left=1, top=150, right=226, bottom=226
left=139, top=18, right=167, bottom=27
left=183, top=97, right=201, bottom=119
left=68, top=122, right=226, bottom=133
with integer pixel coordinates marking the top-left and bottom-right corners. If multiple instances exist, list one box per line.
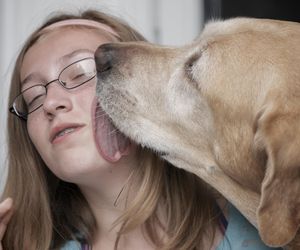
left=3, top=9, right=218, bottom=250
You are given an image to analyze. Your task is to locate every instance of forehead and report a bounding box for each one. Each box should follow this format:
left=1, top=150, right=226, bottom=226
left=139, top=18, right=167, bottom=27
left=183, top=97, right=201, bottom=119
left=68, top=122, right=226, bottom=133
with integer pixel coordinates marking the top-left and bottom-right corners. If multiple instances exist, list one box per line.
left=21, top=27, right=115, bottom=80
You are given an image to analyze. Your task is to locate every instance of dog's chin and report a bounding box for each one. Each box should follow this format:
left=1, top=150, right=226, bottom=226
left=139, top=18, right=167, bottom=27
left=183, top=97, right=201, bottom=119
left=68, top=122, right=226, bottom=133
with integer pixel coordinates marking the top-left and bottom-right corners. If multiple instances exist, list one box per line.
left=105, top=114, right=171, bottom=158
left=96, top=101, right=171, bottom=159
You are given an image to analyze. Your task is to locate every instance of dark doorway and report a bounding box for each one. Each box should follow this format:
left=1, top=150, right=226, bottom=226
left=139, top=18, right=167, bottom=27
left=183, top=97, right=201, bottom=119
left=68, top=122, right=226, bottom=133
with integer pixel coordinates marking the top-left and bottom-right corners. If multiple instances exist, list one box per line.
left=204, top=0, right=300, bottom=23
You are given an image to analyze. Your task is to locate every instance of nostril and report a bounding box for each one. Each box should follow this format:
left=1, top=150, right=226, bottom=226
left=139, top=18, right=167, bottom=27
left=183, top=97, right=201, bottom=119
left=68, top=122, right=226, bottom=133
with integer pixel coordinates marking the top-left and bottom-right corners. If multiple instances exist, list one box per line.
left=95, top=44, right=118, bottom=73
left=95, top=52, right=113, bottom=73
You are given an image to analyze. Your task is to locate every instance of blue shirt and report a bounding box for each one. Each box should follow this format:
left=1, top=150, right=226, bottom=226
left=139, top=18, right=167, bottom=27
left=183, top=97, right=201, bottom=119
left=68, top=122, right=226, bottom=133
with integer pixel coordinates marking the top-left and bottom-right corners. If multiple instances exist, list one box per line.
left=216, top=203, right=281, bottom=250
left=61, top=204, right=282, bottom=250
left=61, top=241, right=82, bottom=250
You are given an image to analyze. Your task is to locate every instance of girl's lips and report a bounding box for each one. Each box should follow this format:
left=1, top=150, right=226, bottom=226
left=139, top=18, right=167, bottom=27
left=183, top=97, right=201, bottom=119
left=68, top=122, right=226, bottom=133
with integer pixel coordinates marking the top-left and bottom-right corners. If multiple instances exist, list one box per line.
left=50, top=123, right=85, bottom=144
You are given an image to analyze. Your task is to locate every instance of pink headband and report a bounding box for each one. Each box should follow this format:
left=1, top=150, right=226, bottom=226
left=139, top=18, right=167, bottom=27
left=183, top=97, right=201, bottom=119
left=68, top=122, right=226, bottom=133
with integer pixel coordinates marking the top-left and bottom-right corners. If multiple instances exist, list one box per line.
left=42, top=19, right=120, bottom=38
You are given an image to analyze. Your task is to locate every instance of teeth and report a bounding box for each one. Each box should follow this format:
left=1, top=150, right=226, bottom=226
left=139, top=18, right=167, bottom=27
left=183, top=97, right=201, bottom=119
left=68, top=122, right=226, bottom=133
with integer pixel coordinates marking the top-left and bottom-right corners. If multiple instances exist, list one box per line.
left=56, top=128, right=75, bottom=138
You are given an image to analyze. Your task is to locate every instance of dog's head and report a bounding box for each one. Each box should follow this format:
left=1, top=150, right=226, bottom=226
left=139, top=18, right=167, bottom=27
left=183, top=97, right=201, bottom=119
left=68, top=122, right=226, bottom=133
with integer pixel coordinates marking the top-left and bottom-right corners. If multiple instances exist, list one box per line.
left=95, top=18, right=300, bottom=246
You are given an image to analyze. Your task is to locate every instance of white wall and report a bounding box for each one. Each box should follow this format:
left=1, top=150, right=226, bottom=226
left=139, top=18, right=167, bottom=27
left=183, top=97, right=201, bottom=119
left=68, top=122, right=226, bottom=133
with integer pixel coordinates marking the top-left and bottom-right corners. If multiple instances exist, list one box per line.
left=0, top=0, right=204, bottom=194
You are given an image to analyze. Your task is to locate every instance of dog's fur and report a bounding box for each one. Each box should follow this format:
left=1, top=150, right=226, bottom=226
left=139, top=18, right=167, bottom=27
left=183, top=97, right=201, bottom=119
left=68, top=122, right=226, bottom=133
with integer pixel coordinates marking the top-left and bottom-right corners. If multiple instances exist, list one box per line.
left=95, top=18, right=300, bottom=248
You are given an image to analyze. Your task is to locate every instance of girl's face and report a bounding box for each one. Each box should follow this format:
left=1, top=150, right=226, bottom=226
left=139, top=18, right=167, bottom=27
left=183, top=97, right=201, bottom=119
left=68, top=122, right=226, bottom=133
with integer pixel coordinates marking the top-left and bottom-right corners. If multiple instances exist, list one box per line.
left=21, top=28, right=134, bottom=183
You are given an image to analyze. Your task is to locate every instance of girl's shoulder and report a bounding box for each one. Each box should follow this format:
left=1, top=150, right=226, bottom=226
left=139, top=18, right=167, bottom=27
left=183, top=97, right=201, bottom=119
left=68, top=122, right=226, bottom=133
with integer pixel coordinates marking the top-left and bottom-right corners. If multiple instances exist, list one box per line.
left=60, top=240, right=83, bottom=250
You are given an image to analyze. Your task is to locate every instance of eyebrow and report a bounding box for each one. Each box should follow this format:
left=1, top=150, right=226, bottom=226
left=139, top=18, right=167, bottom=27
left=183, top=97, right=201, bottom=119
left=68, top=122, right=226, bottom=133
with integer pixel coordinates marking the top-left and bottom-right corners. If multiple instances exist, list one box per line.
left=59, top=49, right=94, bottom=63
left=21, top=48, right=94, bottom=87
left=21, top=74, right=45, bottom=89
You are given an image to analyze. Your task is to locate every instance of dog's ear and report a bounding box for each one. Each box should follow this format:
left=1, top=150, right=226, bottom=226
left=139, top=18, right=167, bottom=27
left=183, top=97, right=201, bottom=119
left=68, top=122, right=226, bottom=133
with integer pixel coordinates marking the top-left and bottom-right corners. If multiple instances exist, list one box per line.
left=254, top=103, right=300, bottom=247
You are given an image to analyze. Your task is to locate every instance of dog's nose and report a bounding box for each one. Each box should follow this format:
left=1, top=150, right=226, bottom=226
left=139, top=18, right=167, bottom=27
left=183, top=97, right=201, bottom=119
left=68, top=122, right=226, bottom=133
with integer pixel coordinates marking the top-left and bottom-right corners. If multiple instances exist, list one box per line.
left=95, top=44, right=119, bottom=74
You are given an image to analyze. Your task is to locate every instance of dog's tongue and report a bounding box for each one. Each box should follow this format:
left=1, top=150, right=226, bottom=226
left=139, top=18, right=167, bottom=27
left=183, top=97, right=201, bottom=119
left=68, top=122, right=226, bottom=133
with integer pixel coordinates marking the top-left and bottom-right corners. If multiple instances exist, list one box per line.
left=92, top=99, right=131, bottom=163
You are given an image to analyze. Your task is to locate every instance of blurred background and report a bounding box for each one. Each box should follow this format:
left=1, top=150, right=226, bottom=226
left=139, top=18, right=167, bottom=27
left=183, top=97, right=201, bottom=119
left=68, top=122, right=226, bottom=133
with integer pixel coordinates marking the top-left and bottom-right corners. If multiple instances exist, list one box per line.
left=0, top=0, right=299, bottom=194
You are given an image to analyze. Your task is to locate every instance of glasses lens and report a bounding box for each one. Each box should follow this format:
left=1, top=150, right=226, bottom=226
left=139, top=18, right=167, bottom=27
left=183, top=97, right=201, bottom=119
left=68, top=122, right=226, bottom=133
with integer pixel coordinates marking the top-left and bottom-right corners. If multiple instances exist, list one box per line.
left=15, top=85, right=46, bottom=116
left=59, top=58, right=96, bottom=88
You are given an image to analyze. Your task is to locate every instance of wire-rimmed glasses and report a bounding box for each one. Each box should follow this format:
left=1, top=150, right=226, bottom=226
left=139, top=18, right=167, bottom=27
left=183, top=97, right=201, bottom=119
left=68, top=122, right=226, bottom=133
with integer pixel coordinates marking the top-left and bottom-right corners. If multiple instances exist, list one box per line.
left=9, top=57, right=96, bottom=120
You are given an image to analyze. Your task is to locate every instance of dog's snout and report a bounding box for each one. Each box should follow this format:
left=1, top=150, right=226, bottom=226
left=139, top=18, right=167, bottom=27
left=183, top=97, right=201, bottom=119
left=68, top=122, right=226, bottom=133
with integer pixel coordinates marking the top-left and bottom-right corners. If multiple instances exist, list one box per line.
left=95, top=44, right=120, bottom=73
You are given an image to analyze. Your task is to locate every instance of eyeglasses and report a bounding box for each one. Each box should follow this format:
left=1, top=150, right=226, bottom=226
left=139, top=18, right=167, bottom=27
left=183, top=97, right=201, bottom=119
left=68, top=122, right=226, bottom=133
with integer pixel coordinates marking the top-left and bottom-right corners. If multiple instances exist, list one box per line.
left=9, top=57, right=96, bottom=120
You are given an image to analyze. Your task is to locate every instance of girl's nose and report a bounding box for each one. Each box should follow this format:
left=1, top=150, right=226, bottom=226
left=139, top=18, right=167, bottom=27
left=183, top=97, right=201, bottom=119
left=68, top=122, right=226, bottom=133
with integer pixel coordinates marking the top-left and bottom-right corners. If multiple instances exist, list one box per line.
left=42, top=81, right=73, bottom=118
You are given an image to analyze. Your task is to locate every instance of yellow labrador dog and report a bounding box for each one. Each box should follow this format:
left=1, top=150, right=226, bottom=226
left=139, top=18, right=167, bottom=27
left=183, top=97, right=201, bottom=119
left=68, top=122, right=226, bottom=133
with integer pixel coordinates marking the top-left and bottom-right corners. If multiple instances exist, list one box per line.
left=95, top=18, right=300, bottom=249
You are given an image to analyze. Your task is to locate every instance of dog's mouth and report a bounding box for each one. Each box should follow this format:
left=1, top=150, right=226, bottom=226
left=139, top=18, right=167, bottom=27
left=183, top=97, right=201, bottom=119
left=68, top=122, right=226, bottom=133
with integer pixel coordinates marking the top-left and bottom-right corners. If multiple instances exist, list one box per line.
left=92, top=98, right=131, bottom=163
left=155, top=150, right=169, bottom=158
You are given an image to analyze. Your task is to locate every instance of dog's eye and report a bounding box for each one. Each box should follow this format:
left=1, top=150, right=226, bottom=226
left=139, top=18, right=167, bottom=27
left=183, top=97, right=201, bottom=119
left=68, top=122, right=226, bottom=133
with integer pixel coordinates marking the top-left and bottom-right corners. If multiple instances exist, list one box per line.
left=185, top=54, right=198, bottom=71
left=184, top=53, right=201, bottom=84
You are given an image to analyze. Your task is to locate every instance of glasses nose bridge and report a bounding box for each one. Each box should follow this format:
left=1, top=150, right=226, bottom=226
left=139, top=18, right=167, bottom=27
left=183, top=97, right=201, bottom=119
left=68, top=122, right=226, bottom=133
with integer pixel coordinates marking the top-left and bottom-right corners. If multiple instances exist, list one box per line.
left=44, top=78, right=65, bottom=93
left=42, top=77, right=71, bottom=113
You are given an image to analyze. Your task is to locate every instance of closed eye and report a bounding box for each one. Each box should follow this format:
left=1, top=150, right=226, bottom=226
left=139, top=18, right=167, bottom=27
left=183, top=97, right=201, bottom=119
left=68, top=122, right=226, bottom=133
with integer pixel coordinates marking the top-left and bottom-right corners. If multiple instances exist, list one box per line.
left=184, top=52, right=202, bottom=83
left=72, top=73, right=87, bottom=80
left=27, top=94, right=45, bottom=108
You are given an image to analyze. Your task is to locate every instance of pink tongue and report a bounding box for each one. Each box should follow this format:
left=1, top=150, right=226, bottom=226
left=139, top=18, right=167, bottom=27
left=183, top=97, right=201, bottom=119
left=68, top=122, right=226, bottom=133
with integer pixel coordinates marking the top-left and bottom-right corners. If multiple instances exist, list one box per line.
left=92, top=99, right=131, bottom=163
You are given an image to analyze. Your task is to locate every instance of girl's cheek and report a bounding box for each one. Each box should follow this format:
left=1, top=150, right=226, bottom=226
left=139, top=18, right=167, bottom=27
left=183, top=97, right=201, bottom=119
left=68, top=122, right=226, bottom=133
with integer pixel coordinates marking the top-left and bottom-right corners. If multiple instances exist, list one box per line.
left=27, top=116, right=44, bottom=146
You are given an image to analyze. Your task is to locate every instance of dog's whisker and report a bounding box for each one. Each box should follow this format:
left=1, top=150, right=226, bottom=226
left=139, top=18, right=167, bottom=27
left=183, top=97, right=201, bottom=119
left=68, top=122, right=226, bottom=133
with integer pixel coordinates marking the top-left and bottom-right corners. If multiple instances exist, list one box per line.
left=95, top=111, right=107, bottom=116
left=94, top=112, right=110, bottom=119
left=108, top=129, right=118, bottom=136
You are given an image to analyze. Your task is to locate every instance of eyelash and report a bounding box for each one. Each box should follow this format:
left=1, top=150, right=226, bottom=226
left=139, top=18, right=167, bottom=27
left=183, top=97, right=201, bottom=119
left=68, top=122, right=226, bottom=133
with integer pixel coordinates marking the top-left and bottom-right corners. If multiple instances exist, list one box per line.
left=185, top=53, right=201, bottom=82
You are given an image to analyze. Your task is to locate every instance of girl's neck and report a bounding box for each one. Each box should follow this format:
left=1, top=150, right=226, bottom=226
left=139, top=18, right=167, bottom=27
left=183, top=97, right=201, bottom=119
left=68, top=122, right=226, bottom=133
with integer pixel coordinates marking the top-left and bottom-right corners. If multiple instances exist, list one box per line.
left=79, top=163, right=152, bottom=250
left=77, top=153, right=140, bottom=241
